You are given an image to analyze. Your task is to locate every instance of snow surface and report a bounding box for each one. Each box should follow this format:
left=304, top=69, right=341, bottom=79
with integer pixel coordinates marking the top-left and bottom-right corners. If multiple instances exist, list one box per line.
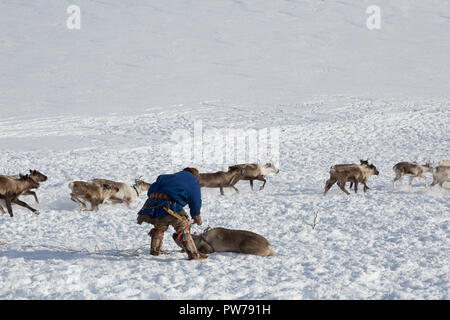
left=0, top=0, right=449, bottom=299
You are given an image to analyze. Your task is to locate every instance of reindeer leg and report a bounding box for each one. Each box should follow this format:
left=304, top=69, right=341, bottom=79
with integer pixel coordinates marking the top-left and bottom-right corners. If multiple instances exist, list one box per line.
left=249, top=180, right=254, bottom=190
left=363, top=182, right=371, bottom=192
left=28, top=190, right=39, bottom=203
left=0, top=202, right=5, bottom=214
left=393, top=172, right=403, bottom=190
left=219, top=187, right=224, bottom=196
left=11, top=198, right=40, bottom=215
left=123, top=199, right=132, bottom=208
left=31, top=191, right=39, bottom=203
left=90, top=198, right=103, bottom=211
left=70, top=194, right=87, bottom=211
left=197, top=242, right=214, bottom=254
left=4, top=196, right=14, bottom=217
left=259, top=178, right=267, bottom=191
left=324, top=177, right=337, bottom=195
left=354, top=181, right=358, bottom=193
left=337, top=181, right=350, bottom=195
left=23, top=190, right=39, bottom=203
left=92, top=203, right=99, bottom=211
left=231, top=186, right=239, bottom=193
left=420, top=175, right=428, bottom=189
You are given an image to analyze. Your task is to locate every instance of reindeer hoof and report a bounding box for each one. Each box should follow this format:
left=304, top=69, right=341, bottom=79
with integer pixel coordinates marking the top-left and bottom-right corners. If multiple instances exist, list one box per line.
left=34, top=210, right=40, bottom=215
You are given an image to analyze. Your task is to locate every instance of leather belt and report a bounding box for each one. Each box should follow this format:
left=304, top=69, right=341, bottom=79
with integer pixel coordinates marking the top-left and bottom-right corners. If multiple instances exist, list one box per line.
left=149, top=192, right=173, bottom=201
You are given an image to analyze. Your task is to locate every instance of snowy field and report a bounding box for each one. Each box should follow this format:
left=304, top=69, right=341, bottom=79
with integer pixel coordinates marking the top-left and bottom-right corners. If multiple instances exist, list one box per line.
left=0, top=0, right=449, bottom=299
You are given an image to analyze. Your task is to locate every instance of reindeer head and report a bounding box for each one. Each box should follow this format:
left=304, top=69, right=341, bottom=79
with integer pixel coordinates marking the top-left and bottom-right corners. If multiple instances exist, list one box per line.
left=368, top=164, right=379, bottom=176
left=134, top=177, right=151, bottom=194
left=29, top=169, right=48, bottom=182
left=359, top=159, right=369, bottom=167
left=172, top=232, right=202, bottom=250
left=19, top=174, right=40, bottom=189
left=262, top=162, right=280, bottom=175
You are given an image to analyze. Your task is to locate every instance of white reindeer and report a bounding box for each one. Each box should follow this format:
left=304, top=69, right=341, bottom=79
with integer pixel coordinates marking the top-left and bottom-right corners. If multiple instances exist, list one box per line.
left=430, top=164, right=450, bottom=190
left=90, top=178, right=151, bottom=207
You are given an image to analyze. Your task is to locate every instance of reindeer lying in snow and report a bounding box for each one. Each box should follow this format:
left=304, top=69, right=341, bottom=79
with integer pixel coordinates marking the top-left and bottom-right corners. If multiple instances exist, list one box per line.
left=198, top=166, right=243, bottom=195
left=392, top=161, right=433, bottom=189
left=173, top=227, right=274, bottom=257
left=90, top=178, right=151, bottom=207
left=69, top=181, right=119, bottom=211
left=228, top=162, right=279, bottom=191
left=430, top=164, right=450, bottom=190
left=0, top=174, right=41, bottom=217
left=324, top=161, right=379, bottom=195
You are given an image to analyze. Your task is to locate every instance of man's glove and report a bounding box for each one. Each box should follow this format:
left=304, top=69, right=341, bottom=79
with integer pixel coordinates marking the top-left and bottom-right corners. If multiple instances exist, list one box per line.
left=192, top=215, right=202, bottom=226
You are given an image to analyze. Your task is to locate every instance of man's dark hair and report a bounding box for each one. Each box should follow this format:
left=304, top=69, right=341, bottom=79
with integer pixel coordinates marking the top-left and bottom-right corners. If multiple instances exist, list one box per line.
left=183, top=167, right=200, bottom=181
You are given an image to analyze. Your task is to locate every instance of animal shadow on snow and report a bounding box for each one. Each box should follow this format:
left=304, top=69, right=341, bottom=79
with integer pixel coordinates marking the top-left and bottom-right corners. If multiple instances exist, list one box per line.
left=48, top=198, right=78, bottom=211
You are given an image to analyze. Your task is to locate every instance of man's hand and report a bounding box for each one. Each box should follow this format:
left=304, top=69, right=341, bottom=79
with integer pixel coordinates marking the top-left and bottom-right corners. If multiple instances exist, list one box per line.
left=192, top=215, right=202, bottom=226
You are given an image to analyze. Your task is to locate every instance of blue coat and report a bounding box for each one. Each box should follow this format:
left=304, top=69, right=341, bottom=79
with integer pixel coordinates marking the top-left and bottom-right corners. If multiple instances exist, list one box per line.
left=138, top=170, right=202, bottom=219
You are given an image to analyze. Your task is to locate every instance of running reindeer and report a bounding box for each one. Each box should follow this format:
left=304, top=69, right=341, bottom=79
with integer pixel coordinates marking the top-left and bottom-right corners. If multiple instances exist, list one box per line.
left=228, top=162, right=279, bottom=191
left=8, top=170, right=48, bottom=203
left=430, top=161, right=450, bottom=190
left=392, top=161, right=433, bottom=189
left=0, top=174, right=41, bottom=217
left=69, top=180, right=120, bottom=211
left=198, top=166, right=243, bottom=196
left=324, top=161, right=379, bottom=195
left=90, top=177, right=151, bottom=207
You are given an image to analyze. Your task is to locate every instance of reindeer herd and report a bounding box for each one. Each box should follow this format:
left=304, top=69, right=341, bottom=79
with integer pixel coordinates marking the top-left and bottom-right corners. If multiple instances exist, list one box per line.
left=0, top=160, right=449, bottom=218
left=324, top=159, right=450, bottom=195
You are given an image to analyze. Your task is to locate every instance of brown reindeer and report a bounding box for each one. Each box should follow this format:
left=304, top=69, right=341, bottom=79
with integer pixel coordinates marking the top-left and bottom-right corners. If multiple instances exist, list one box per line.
left=430, top=165, right=450, bottom=190
left=392, top=161, right=433, bottom=189
left=69, top=181, right=119, bottom=211
left=90, top=178, right=150, bottom=207
left=198, top=166, right=243, bottom=195
left=9, top=170, right=48, bottom=203
left=228, top=162, right=279, bottom=191
left=348, top=159, right=369, bottom=191
left=173, top=227, right=274, bottom=257
left=324, top=162, right=379, bottom=195
left=0, top=174, right=41, bottom=217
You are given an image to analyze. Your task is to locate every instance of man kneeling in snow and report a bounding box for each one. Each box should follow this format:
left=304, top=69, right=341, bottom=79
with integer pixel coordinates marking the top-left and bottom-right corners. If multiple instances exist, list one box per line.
left=137, top=168, right=207, bottom=260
